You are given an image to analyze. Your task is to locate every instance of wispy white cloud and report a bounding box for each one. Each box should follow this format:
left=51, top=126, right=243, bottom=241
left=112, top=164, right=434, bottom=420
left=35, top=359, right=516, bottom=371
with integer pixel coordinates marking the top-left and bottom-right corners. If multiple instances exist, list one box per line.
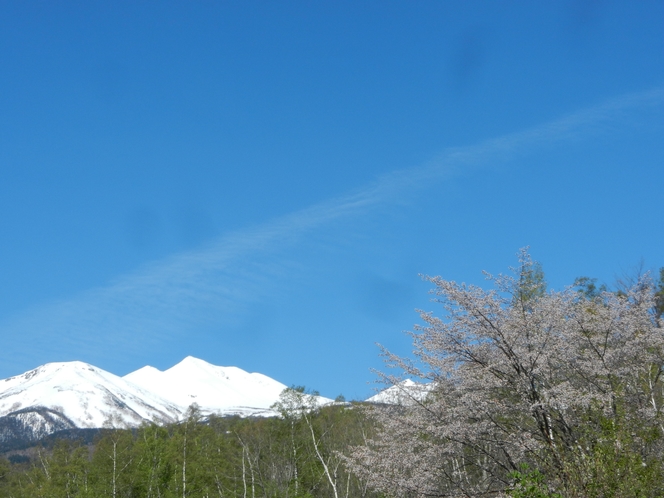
left=1, top=87, right=662, bottom=371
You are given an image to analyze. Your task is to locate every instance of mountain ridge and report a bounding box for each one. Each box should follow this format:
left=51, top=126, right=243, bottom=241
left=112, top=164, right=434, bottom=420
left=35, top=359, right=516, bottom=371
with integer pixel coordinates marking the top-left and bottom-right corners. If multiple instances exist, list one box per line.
left=0, top=357, right=335, bottom=443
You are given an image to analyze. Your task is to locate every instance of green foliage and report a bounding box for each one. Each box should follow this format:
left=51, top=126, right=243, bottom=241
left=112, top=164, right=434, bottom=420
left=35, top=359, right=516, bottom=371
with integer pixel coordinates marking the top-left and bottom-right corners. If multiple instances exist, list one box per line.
left=513, top=249, right=547, bottom=308
left=48, top=439, right=90, bottom=497
left=573, top=276, right=607, bottom=300
left=559, top=409, right=664, bottom=498
left=655, top=267, right=664, bottom=321
left=0, top=458, right=9, bottom=485
left=508, top=465, right=561, bottom=498
left=131, top=423, right=173, bottom=497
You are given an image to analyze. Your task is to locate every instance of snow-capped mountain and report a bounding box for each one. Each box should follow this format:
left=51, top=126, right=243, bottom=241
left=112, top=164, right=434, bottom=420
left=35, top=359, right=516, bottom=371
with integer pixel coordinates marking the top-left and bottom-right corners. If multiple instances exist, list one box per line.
left=365, top=379, right=432, bottom=405
left=123, top=356, right=301, bottom=417
left=0, top=357, right=333, bottom=442
left=0, top=361, right=181, bottom=428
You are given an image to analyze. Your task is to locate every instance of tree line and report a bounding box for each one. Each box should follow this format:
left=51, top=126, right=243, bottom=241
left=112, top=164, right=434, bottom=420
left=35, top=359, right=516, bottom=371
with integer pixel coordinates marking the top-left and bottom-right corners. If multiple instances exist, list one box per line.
left=0, top=390, right=381, bottom=498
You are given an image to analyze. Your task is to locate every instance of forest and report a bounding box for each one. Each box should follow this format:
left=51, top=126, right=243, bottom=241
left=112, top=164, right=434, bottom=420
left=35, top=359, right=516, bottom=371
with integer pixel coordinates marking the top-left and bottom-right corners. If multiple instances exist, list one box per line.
left=0, top=391, right=380, bottom=498
left=1, top=252, right=664, bottom=498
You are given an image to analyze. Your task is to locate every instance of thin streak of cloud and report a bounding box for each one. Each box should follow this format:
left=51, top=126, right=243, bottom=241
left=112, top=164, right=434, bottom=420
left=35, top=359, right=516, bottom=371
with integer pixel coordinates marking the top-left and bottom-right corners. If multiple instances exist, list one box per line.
left=1, top=87, right=662, bottom=371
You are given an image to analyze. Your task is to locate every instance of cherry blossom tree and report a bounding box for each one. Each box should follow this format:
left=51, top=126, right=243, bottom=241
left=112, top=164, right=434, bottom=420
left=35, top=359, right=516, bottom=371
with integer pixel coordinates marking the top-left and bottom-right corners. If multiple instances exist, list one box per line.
left=347, top=250, right=664, bottom=497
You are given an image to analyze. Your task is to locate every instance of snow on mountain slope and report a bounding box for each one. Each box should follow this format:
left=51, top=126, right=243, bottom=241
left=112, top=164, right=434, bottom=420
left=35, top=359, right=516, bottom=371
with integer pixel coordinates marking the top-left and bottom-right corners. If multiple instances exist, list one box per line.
left=0, top=361, right=181, bottom=428
left=0, top=357, right=333, bottom=436
left=124, top=356, right=332, bottom=417
left=365, top=379, right=432, bottom=405
left=0, top=406, right=77, bottom=447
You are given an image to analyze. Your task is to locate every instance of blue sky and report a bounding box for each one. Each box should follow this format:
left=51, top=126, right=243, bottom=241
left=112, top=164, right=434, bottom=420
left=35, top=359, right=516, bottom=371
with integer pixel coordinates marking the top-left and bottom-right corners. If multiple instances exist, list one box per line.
left=0, top=1, right=662, bottom=400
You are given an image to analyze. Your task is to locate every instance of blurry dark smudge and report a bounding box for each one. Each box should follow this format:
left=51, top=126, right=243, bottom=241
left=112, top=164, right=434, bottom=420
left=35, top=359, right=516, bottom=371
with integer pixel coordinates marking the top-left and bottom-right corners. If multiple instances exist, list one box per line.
left=450, top=26, right=488, bottom=92
left=561, top=0, right=605, bottom=55
left=357, top=274, right=412, bottom=323
left=124, top=207, right=162, bottom=249
left=567, top=0, right=603, bottom=29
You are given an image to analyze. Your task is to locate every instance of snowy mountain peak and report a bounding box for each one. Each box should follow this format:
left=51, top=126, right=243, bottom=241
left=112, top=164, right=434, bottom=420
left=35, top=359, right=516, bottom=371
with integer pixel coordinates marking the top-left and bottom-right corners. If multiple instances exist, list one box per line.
left=365, top=379, right=432, bottom=405
left=124, top=357, right=295, bottom=417
left=0, top=361, right=181, bottom=429
left=167, top=356, right=232, bottom=377
left=3, top=361, right=98, bottom=385
left=0, top=357, right=334, bottom=441
left=165, top=357, right=257, bottom=382
left=124, top=365, right=161, bottom=378
left=171, top=355, right=214, bottom=369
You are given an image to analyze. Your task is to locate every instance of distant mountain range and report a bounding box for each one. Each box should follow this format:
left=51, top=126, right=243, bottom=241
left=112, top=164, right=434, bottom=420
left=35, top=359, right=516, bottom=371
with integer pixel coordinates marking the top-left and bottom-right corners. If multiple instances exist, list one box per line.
left=0, top=356, right=333, bottom=448
left=0, top=356, right=428, bottom=450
